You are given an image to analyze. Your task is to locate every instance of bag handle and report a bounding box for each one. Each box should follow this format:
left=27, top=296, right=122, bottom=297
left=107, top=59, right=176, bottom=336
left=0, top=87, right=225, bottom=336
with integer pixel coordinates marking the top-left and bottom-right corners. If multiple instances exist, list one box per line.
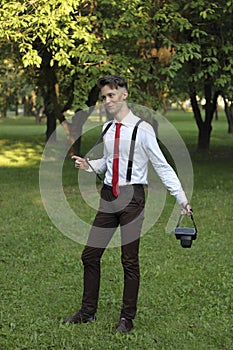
left=176, top=211, right=198, bottom=233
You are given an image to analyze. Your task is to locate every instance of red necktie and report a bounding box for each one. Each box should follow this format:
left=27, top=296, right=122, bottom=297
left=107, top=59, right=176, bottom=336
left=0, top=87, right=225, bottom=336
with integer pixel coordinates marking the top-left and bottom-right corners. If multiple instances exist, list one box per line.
left=112, top=123, right=122, bottom=197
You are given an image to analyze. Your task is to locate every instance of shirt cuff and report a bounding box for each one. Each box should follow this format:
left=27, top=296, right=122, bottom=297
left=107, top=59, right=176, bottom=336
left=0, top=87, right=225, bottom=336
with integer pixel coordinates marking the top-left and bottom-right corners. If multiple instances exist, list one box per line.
left=176, top=190, right=188, bottom=205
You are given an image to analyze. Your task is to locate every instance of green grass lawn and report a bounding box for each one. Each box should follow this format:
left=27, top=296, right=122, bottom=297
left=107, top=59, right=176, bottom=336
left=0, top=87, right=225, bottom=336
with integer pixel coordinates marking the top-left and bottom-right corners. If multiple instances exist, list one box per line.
left=0, top=112, right=232, bottom=350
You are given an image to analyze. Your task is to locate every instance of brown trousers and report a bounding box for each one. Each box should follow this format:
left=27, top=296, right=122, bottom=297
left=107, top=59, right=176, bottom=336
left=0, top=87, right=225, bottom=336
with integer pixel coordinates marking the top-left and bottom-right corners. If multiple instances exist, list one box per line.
left=81, top=184, right=145, bottom=319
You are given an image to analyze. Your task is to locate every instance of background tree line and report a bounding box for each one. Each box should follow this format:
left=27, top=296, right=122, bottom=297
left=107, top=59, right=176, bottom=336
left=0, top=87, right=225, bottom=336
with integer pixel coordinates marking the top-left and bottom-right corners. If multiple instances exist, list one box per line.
left=0, top=0, right=233, bottom=151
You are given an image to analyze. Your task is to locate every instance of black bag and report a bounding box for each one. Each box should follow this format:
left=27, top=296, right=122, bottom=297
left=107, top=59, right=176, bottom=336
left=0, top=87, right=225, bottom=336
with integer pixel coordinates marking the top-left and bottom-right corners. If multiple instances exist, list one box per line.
left=174, top=213, right=198, bottom=248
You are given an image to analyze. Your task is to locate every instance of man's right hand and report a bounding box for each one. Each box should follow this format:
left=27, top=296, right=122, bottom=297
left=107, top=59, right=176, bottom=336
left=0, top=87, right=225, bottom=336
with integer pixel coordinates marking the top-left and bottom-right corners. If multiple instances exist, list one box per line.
left=71, top=155, right=89, bottom=170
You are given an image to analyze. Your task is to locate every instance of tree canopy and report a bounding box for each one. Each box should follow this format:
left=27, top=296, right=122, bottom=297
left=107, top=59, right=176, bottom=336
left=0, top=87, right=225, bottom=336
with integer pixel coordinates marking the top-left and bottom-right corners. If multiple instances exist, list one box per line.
left=0, top=0, right=233, bottom=149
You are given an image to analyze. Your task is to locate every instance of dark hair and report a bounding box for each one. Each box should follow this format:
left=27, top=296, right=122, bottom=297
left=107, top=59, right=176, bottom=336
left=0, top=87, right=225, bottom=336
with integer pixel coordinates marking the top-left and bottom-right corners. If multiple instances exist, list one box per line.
left=97, top=75, right=128, bottom=91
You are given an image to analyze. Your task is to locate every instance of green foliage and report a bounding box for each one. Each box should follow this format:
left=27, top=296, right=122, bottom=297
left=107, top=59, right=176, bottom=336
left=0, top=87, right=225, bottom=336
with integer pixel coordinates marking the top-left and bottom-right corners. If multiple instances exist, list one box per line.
left=1, top=0, right=232, bottom=105
left=0, top=44, right=29, bottom=116
left=0, top=0, right=102, bottom=68
left=0, top=0, right=109, bottom=110
left=169, top=0, right=233, bottom=93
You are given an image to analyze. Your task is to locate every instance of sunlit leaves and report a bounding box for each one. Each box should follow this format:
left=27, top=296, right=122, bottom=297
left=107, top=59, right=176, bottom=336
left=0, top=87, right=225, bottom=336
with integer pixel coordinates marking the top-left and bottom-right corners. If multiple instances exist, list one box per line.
left=0, top=0, right=233, bottom=112
left=0, top=0, right=102, bottom=68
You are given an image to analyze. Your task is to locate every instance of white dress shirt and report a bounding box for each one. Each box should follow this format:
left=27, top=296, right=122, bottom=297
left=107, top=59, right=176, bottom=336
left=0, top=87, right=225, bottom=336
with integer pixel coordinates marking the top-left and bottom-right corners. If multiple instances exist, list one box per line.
left=87, top=110, right=187, bottom=205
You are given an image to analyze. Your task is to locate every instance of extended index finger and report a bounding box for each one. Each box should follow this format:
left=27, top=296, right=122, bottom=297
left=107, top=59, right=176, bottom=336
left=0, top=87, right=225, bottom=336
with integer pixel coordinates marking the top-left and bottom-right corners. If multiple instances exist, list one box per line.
left=71, top=155, right=81, bottom=161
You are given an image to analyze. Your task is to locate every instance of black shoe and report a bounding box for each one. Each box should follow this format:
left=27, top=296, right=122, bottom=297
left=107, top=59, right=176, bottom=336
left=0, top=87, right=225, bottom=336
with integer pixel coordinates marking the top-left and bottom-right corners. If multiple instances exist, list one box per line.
left=116, top=317, right=133, bottom=333
left=63, top=309, right=95, bottom=324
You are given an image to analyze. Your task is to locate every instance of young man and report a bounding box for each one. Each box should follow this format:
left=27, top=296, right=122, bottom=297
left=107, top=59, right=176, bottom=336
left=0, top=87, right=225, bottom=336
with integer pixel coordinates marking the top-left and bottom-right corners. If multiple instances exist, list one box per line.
left=63, top=75, right=192, bottom=333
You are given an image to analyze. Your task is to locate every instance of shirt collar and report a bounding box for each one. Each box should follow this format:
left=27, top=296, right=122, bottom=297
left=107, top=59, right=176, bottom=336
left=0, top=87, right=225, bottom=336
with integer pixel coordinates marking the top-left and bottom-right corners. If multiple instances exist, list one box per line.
left=113, top=110, right=138, bottom=127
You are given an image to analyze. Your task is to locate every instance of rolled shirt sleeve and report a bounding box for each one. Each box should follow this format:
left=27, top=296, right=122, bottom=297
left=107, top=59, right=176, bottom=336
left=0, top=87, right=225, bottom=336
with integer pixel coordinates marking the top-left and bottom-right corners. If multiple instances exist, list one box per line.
left=86, top=157, right=107, bottom=174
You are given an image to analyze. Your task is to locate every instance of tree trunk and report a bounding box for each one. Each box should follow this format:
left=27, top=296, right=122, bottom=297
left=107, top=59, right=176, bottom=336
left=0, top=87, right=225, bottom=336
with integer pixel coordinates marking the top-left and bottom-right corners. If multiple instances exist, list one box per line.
left=68, top=111, right=88, bottom=155
left=69, top=84, right=100, bottom=155
left=45, top=111, right=57, bottom=141
left=39, top=49, right=66, bottom=141
left=38, top=47, right=100, bottom=148
left=2, top=98, right=7, bottom=118
left=190, top=90, right=207, bottom=149
left=228, top=103, right=233, bottom=134
left=23, top=95, right=30, bottom=116
left=190, top=82, right=218, bottom=150
left=15, top=92, right=19, bottom=116
left=198, top=122, right=212, bottom=150
left=0, top=107, right=7, bottom=118
left=222, top=95, right=233, bottom=134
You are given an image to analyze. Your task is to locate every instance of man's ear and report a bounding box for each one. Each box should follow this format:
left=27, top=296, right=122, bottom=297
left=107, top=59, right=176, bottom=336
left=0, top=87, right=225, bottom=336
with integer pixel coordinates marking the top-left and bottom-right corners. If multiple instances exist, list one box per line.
left=122, top=90, right=128, bottom=100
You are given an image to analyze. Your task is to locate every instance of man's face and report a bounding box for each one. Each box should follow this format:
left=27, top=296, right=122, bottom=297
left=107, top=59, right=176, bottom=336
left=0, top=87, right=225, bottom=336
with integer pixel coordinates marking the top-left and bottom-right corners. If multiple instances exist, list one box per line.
left=100, top=84, right=128, bottom=117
